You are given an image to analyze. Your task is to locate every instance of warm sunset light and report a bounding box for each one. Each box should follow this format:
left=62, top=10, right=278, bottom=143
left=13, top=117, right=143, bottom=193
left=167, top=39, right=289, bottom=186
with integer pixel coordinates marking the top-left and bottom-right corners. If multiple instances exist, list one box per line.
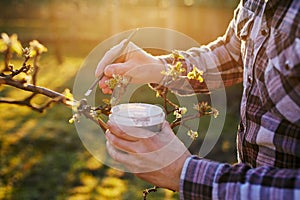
left=0, top=1, right=245, bottom=199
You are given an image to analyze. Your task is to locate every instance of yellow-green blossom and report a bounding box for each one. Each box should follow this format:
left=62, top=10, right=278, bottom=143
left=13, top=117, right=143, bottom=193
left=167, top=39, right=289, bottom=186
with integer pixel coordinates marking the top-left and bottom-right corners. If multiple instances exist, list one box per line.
left=187, top=66, right=204, bottom=83
left=105, top=74, right=129, bottom=90
left=187, top=130, right=199, bottom=140
left=0, top=33, right=23, bottom=56
left=29, top=40, right=47, bottom=57
left=173, top=107, right=187, bottom=119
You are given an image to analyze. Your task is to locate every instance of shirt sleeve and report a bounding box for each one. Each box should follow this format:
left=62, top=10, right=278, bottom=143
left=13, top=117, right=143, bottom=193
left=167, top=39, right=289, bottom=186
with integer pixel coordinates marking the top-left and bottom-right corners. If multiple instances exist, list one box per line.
left=157, top=5, right=244, bottom=95
left=180, top=156, right=300, bottom=200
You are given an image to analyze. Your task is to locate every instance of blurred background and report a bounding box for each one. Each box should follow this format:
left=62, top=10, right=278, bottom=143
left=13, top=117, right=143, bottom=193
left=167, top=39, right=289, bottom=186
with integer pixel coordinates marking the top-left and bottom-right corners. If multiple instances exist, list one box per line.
left=0, top=0, right=242, bottom=199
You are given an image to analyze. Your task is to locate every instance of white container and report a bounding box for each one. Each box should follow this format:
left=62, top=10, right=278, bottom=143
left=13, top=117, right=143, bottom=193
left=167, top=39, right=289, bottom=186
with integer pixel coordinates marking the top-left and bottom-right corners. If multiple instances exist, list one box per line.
left=109, top=103, right=165, bottom=132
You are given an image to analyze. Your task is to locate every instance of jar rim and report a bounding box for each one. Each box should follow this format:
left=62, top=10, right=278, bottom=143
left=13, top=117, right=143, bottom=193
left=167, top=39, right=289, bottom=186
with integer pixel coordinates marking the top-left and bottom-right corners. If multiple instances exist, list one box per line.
left=110, top=103, right=165, bottom=127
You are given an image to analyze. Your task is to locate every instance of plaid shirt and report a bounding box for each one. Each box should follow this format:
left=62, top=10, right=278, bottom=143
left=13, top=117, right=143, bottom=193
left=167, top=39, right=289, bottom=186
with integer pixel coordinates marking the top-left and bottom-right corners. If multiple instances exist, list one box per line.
left=161, top=0, right=300, bottom=199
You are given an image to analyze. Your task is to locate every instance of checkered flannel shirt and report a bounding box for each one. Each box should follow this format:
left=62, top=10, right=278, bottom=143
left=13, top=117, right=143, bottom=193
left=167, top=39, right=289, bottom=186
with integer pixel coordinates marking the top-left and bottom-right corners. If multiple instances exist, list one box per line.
left=160, top=0, right=300, bottom=199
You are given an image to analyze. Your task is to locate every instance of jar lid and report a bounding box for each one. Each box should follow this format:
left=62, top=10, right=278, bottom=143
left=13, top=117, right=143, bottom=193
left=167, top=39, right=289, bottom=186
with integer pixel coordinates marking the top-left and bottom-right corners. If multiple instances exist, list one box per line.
left=110, top=103, right=165, bottom=127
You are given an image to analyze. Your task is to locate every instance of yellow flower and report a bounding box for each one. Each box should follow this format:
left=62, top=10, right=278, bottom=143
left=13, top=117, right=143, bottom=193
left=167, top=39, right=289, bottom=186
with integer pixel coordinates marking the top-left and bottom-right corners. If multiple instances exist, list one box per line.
left=0, top=33, right=23, bottom=56
left=187, top=130, right=199, bottom=140
left=187, top=66, right=204, bottom=83
left=173, top=107, right=187, bottom=119
left=161, top=62, right=185, bottom=81
left=29, top=40, right=47, bottom=57
left=171, top=51, right=185, bottom=60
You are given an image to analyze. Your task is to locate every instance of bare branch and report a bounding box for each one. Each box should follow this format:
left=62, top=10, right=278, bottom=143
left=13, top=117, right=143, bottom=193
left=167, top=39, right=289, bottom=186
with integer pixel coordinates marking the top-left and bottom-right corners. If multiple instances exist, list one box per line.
left=0, top=76, right=67, bottom=100
left=0, top=96, right=61, bottom=113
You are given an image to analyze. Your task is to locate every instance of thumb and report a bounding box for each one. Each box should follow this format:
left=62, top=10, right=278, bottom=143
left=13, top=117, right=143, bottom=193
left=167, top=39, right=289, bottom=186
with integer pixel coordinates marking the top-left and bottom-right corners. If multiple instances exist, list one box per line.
left=160, top=121, right=175, bottom=136
left=95, top=39, right=127, bottom=77
left=161, top=121, right=172, bottom=130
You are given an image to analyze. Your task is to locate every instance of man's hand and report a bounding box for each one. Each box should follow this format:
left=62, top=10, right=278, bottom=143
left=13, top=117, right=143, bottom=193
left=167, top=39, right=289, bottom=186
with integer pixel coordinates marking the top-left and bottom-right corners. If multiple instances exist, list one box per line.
left=105, top=121, right=191, bottom=191
left=95, top=41, right=165, bottom=94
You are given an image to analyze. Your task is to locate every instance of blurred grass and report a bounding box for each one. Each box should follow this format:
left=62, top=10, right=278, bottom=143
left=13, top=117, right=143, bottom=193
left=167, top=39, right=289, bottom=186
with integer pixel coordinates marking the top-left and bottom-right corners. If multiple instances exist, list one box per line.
left=0, top=1, right=241, bottom=199
left=0, top=55, right=181, bottom=200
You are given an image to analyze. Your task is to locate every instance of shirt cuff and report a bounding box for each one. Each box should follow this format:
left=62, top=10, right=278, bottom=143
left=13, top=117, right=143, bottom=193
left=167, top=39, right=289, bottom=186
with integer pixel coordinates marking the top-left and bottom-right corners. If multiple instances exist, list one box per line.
left=179, top=155, right=220, bottom=200
left=179, top=155, right=198, bottom=200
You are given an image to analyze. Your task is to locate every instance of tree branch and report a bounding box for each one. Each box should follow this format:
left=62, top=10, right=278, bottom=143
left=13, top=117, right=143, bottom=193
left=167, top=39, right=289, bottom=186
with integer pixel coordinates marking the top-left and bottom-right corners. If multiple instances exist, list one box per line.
left=170, top=113, right=203, bottom=129
left=0, top=76, right=67, bottom=101
left=0, top=96, right=60, bottom=113
left=143, top=186, right=158, bottom=200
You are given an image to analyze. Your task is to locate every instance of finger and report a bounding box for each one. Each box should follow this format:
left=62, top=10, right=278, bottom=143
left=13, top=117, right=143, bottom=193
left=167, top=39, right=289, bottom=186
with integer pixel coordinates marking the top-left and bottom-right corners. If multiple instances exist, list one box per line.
left=107, top=121, right=139, bottom=141
left=107, top=45, right=147, bottom=77
left=99, top=76, right=110, bottom=88
left=161, top=121, right=174, bottom=135
left=106, top=140, right=130, bottom=163
left=104, top=62, right=130, bottom=77
left=96, top=74, right=111, bottom=94
left=102, top=87, right=112, bottom=94
left=106, top=130, right=138, bottom=153
left=95, top=39, right=127, bottom=77
left=108, top=120, right=157, bottom=139
left=99, top=76, right=113, bottom=94
left=106, top=141, right=150, bottom=173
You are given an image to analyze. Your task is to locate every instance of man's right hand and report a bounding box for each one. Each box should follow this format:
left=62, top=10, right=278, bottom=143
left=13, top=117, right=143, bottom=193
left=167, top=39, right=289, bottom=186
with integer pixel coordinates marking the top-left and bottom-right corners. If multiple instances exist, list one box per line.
left=95, top=40, right=165, bottom=94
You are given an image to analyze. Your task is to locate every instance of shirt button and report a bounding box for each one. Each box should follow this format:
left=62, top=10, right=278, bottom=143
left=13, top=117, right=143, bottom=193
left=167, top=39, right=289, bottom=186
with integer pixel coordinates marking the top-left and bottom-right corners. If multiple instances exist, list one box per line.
left=261, top=29, right=268, bottom=36
left=248, top=75, right=253, bottom=84
left=285, top=60, right=290, bottom=70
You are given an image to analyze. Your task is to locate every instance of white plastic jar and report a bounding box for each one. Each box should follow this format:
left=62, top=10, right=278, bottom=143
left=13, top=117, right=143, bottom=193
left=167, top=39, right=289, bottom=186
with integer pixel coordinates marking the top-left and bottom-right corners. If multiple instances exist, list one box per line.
left=109, top=103, right=165, bottom=132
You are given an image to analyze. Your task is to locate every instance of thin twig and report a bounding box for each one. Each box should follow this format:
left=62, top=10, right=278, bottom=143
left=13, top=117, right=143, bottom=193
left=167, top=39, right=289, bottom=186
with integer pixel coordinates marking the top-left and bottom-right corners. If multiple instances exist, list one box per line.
left=143, top=186, right=158, bottom=200
left=32, top=52, right=39, bottom=86
left=170, top=113, right=202, bottom=129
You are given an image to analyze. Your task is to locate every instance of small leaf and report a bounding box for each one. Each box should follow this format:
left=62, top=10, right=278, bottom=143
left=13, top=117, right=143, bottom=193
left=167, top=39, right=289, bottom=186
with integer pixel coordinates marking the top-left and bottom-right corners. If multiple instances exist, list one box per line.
left=63, top=88, right=78, bottom=108
left=29, top=49, right=37, bottom=58
left=105, top=74, right=128, bottom=90
left=69, top=114, right=80, bottom=124
left=68, top=117, right=75, bottom=124
left=173, top=107, right=187, bottom=119
left=187, top=66, right=204, bottom=83
left=1, top=33, right=10, bottom=44
left=0, top=33, right=23, bottom=55
left=10, top=34, right=23, bottom=56
left=0, top=39, right=7, bottom=52
left=179, top=107, right=187, bottom=115
left=63, top=88, right=74, bottom=101
left=102, top=98, right=111, bottom=105
left=187, top=130, right=198, bottom=140
left=29, top=40, right=47, bottom=56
